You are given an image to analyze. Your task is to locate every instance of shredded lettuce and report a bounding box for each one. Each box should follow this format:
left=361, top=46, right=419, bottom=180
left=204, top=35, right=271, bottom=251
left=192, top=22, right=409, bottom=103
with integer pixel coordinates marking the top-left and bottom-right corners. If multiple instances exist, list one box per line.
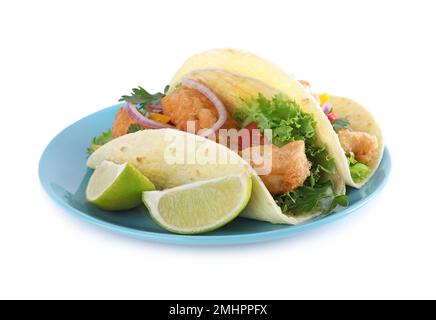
left=87, top=129, right=112, bottom=156
left=348, top=154, right=370, bottom=183
left=233, top=94, right=347, bottom=216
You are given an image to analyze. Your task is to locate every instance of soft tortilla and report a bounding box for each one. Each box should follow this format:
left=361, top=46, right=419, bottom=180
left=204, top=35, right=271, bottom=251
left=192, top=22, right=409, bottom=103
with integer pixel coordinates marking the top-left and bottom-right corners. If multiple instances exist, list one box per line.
left=87, top=129, right=304, bottom=224
left=169, top=48, right=381, bottom=188
left=326, top=95, right=384, bottom=188
left=168, top=48, right=348, bottom=192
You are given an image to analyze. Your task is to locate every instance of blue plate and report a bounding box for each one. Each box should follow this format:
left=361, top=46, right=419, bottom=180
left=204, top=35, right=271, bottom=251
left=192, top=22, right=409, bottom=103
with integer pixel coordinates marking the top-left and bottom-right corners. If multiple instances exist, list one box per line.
left=39, top=103, right=391, bottom=245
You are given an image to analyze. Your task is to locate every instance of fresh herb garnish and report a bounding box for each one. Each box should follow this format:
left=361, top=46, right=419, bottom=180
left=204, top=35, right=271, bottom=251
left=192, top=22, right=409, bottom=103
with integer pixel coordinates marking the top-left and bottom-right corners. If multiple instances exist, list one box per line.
left=332, top=117, right=350, bottom=129
left=87, top=129, right=112, bottom=156
left=233, top=94, right=347, bottom=215
left=127, top=123, right=143, bottom=134
left=119, top=86, right=167, bottom=113
left=275, top=181, right=348, bottom=216
left=348, top=154, right=370, bottom=183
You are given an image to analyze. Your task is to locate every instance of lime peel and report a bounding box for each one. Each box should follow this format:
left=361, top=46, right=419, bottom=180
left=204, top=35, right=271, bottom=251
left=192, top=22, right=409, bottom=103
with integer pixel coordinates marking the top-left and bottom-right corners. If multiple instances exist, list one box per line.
left=143, top=173, right=252, bottom=234
left=86, top=161, right=155, bottom=211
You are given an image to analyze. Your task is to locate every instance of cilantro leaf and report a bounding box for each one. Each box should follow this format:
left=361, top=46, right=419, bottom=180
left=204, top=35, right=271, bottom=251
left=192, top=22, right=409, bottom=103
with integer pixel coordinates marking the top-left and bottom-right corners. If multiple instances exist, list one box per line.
left=275, top=181, right=349, bottom=216
left=87, top=129, right=112, bottom=156
left=332, top=118, right=350, bottom=129
left=119, top=86, right=167, bottom=112
left=347, top=154, right=370, bottom=183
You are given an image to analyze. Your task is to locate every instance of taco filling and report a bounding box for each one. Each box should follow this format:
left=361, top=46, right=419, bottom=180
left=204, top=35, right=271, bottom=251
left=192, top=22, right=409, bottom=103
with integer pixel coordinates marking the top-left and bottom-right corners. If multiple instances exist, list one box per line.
left=300, top=82, right=379, bottom=184
left=231, top=94, right=346, bottom=215
left=89, top=81, right=347, bottom=217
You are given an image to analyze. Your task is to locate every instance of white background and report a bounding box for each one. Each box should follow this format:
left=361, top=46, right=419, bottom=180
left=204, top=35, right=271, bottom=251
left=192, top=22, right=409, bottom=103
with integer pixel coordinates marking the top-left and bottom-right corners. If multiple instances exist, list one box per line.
left=1, top=0, right=435, bottom=300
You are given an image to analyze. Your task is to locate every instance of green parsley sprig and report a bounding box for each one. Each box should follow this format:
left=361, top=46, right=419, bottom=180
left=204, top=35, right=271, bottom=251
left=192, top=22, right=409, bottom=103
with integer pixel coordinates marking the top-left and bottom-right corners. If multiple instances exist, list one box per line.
left=119, top=85, right=169, bottom=113
left=332, top=118, right=350, bottom=129
left=275, top=181, right=349, bottom=216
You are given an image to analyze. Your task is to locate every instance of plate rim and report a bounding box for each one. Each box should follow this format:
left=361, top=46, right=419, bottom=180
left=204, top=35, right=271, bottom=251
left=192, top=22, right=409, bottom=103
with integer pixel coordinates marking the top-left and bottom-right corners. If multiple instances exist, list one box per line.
left=39, top=104, right=391, bottom=246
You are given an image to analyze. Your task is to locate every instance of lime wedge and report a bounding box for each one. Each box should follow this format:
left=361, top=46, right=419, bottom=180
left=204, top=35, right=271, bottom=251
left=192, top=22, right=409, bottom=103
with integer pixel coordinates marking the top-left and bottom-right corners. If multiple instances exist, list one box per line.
left=143, top=173, right=252, bottom=234
left=86, top=161, right=155, bottom=211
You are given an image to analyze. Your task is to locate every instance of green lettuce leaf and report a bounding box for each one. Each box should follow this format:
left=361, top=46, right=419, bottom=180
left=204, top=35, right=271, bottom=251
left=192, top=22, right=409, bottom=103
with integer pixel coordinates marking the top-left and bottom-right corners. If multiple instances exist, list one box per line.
left=348, top=154, right=370, bottom=183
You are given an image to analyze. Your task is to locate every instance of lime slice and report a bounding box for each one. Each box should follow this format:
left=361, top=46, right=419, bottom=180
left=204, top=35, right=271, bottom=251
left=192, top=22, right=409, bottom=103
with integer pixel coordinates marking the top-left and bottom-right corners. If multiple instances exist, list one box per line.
left=143, top=173, right=252, bottom=234
left=86, top=161, right=155, bottom=211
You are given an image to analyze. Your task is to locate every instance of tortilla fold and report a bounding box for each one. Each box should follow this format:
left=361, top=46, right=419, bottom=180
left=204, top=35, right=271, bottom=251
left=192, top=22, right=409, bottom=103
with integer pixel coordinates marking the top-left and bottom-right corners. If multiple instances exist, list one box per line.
left=87, top=129, right=306, bottom=224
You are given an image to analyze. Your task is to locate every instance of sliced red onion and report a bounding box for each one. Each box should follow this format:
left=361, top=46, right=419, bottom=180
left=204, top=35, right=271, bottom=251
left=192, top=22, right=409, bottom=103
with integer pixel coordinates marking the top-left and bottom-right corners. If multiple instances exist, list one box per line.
left=148, top=103, right=163, bottom=113
left=181, top=78, right=228, bottom=137
left=124, top=102, right=174, bottom=129
left=322, top=102, right=332, bottom=114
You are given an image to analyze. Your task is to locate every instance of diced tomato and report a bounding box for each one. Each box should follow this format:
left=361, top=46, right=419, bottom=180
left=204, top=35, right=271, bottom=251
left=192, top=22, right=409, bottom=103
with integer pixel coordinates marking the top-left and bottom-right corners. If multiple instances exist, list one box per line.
left=244, top=121, right=258, bottom=131
left=327, top=113, right=337, bottom=122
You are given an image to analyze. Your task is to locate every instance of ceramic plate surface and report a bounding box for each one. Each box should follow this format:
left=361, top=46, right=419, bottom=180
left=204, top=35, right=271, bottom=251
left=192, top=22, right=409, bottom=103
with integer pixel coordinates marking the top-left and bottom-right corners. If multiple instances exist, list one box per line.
left=39, top=103, right=391, bottom=245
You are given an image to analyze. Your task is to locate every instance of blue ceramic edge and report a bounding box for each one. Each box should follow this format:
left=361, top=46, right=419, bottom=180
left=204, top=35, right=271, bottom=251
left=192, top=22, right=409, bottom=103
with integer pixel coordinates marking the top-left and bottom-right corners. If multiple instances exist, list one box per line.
left=39, top=104, right=392, bottom=246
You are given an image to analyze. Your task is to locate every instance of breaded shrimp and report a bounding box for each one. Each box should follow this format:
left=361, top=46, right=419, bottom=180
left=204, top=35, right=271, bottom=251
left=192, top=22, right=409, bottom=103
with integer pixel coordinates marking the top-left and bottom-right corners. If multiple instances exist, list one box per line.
left=246, top=141, right=311, bottom=195
left=338, top=129, right=378, bottom=164
left=161, top=86, right=237, bottom=133
left=112, top=108, right=147, bottom=138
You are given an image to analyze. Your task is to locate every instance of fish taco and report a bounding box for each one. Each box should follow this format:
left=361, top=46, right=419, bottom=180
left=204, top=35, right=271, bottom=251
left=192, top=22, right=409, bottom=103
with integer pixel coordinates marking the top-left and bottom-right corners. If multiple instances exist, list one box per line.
left=169, top=48, right=384, bottom=188
left=314, top=93, right=383, bottom=188
left=87, top=48, right=384, bottom=227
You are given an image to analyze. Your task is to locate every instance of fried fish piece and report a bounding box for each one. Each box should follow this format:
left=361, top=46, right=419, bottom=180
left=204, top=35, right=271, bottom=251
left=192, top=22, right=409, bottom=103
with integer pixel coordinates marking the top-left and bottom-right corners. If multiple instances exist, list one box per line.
left=246, top=141, right=311, bottom=195
left=112, top=108, right=147, bottom=139
left=161, top=86, right=237, bottom=133
left=338, top=129, right=378, bottom=164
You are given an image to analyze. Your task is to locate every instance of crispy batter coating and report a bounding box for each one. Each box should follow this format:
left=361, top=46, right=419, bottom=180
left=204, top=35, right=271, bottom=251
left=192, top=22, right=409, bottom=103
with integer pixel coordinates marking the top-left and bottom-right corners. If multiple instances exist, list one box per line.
left=338, top=129, right=378, bottom=164
left=112, top=108, right=147, bottom=139
left=246, top=141, right=311, bottom=195
left=161, top=87, right=237, bottom=133
left=112, top=87, right=237, bottom=139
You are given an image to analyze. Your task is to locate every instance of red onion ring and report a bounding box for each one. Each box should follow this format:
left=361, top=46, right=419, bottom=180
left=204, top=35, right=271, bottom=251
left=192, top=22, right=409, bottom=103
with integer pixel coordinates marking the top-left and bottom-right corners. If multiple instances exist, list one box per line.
left=181, top=78, right=228, bottom=137
left=322, top=102, right=332, bottom=114
left=124, top=102, right=174, bottom=129
left=148, top=103, right=163, bottom=113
